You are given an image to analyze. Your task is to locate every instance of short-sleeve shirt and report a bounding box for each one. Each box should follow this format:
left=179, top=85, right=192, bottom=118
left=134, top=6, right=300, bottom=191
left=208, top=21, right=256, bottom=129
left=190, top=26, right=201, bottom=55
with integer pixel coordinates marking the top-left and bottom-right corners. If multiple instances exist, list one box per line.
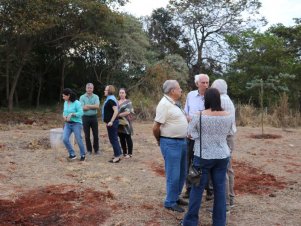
left=79, top=93, right=100, bottom=116
left=103, top=100, right=117, bottom=123
left=184, top=90, right=205, bottom=117
left=155, top=95, right=188, bottom=138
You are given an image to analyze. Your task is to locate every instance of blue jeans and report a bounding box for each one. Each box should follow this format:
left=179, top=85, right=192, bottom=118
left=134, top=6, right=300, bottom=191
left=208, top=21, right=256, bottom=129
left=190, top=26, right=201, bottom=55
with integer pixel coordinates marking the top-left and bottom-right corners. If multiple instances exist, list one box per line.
left=106, top=120, right=122, bottom=157
left=63, top=122, right=86, bottom=157
left=160, top=137, right=187, bottom=208
left=183, top=156, right=229, bottom=226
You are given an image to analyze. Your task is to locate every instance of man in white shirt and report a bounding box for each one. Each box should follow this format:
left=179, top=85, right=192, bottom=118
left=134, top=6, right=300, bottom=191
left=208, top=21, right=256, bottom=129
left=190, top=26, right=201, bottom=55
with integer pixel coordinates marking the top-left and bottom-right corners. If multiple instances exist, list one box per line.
left=211, top=79, right=237, bottom=208
left=153, top=80, right=188, bottom=213
left=184, top=74, right=210, bottom=199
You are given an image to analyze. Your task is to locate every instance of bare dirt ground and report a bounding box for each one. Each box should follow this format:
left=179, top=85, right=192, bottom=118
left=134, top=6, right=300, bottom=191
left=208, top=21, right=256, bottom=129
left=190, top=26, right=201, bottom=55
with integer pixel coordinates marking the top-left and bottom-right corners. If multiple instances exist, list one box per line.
left=0, top=112, right=300, bottom=226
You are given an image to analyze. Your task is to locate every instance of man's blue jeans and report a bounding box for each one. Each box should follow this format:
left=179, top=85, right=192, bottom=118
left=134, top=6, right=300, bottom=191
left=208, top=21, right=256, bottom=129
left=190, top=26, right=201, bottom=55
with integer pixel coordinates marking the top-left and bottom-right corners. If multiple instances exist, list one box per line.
left=183, top=156, right=229, bottom=226
left=63, top=122, right=86, bottom=157
left=106, top=120, right=122, bottom=157
left=160, top=137, right=187, bottom=208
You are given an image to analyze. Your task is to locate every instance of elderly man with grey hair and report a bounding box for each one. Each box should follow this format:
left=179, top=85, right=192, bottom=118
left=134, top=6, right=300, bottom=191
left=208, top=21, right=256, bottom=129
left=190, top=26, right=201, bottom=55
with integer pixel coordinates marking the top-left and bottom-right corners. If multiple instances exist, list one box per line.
left=153, top=80, right=188, bottom=213
left=183, top=74, right=212, bottom=199
left=211, top=79, right=237, bottom=209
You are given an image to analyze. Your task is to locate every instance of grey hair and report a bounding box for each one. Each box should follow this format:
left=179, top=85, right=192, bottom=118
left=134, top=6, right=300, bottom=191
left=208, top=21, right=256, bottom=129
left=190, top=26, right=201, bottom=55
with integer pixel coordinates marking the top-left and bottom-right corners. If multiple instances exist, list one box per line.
left=195, top=74, right=209, bottom=85
left=163, top=80, right=178, bottom=94
left=194, top=74, right=201, bottom=84
left=211, top=79, right=228, bottom=94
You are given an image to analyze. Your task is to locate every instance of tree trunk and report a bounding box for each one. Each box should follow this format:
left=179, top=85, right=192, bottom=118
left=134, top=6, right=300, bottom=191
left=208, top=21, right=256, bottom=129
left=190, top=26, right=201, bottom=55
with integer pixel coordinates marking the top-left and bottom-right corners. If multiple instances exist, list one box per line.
left=36, top=75, right=42, bottom=108
left=59, top=59, right=66, bottom=102
left=7, top=42, right=31, bottom=112
left=14, top=90, right=19, bottom=108
left=28, top=76, right=34, bottom=105
left=5, top=54, right=10, bottom=103
left=8, top=61, right=25, bottom=112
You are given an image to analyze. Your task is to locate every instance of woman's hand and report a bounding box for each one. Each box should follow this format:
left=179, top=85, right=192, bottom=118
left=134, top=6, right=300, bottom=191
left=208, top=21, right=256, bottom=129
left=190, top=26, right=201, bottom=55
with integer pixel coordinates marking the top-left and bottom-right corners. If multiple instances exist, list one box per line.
left=107, top=121, right=113, bottom=127
left=67, top=113, right=74, bottom=121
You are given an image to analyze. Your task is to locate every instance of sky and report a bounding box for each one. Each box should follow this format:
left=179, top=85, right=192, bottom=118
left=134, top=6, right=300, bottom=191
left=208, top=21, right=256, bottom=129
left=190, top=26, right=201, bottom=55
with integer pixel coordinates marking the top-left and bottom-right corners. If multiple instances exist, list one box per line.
left=120, top=0, right=301, bottom=27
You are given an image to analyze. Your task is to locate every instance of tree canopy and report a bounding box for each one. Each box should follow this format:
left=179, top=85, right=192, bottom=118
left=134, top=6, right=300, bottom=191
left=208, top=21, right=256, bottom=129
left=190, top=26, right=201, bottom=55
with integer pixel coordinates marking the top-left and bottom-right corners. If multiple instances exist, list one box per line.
left=0, top=0, right=300, bottom=112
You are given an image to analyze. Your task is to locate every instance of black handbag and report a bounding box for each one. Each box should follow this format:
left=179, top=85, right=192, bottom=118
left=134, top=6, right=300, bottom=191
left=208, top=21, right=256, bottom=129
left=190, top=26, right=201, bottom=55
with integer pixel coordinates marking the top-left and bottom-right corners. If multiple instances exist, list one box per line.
left=186, top=112, right=202, bottom=186
left=187, top=165, right=202, bottom=186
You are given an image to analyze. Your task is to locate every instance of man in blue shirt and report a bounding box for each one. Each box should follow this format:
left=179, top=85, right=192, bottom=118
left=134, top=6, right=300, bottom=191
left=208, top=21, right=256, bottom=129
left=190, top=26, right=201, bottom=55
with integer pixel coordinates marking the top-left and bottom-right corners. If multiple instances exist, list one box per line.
left=183, top=74, right=210, bottom=198
left=80, top=83, right=100, bottom=155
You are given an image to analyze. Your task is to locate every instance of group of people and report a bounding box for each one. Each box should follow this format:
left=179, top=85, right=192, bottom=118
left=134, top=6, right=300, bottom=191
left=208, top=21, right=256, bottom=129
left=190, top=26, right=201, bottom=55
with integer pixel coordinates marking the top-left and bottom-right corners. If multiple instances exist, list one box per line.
left=62, top=83, right=134, bottom=163
left=153, top=74, right=236, bottom=226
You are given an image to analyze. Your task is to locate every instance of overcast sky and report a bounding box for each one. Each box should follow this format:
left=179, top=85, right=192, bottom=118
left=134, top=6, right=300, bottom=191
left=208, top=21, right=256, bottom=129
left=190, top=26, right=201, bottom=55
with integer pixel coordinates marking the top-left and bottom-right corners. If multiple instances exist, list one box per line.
left=120, top=0, right=301, bottom=27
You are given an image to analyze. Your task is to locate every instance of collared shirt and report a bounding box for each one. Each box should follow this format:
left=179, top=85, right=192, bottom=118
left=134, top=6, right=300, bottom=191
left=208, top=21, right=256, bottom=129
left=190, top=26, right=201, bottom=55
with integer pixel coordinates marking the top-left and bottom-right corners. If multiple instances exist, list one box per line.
left=155, top=95, right=188, bottom=138
left=184, top=90, right=205, bottom=117
left=79, top=93, right=100, bottom=116
left=220, top=94, right=237, bottom=135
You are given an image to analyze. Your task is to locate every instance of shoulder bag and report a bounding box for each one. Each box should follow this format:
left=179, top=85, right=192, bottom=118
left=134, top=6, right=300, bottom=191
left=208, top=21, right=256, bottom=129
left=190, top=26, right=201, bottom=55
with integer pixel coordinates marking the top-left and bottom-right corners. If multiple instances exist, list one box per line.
left=187, top=112, right=202, bottom=186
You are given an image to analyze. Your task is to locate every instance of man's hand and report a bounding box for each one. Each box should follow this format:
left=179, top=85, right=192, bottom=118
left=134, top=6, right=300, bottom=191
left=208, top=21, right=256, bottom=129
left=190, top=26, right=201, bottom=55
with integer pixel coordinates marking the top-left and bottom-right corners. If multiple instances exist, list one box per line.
left=187, top=115, right=192, bottom=122
left=152, top=122, right=161, bottom=146
left=83, top=105, right=90, bottom=111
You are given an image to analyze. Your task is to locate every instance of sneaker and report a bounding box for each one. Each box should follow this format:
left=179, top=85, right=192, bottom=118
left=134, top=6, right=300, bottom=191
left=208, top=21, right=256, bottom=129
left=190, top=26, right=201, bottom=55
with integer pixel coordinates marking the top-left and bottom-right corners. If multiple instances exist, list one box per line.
left=80, top=155, right=85, bottom=161
left=68, top=155, right=77, bottom=160
left=165, top=204, right=185, bottom=213
left=95, top=151, right=101, bottom=155
left=177, top=198, right=188, bottom=206
left=124, top=154, right=131, bottom=159
left=87, top=151, right=92, bottom=155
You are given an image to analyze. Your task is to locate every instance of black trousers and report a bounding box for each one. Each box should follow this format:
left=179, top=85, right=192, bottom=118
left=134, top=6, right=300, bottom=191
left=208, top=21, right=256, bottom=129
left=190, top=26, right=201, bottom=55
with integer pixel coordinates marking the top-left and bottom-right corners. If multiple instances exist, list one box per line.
left=185, top=139, right=195, bottom=191
left=118, top=132, right=133, bottom=155
left=82, top=115, right=99, bottom=153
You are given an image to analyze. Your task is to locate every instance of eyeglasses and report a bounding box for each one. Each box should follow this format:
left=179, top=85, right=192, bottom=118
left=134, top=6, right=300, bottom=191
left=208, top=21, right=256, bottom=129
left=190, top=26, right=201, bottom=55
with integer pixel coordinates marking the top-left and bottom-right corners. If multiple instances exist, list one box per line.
left=200, top=82, right=209, bottom=84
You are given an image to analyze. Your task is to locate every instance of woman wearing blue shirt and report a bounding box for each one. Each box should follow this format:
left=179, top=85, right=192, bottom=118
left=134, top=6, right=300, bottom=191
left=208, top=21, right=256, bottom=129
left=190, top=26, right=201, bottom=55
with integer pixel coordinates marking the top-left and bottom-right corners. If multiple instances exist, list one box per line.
left=62, top=88, right=86, bottom=161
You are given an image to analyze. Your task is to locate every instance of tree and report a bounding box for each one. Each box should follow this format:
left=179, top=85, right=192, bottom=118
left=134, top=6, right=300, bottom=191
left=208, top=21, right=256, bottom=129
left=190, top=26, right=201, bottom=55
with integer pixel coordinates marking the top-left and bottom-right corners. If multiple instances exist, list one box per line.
left=147, top=0, right=265, bottom=82
left=0, top=0, right=124, bottom=111
left=226, top=29, right=297, bottom=107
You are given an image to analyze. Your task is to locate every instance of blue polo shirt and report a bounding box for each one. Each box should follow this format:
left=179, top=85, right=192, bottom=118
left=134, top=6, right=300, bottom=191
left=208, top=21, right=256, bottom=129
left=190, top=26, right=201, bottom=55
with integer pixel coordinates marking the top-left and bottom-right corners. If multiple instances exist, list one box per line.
left=79, top=93, right=100, bottom=116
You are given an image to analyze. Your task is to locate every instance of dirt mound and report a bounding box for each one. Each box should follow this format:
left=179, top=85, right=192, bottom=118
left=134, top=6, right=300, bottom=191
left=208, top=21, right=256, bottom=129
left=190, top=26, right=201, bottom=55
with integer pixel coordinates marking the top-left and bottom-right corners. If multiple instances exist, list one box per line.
left=148, top=160, right=287, bottom=196
left=250, top=134, right=282, bottom=139
left=233, top=160, right=286, bottom=195
left=0, top=185, right=115, bottom=226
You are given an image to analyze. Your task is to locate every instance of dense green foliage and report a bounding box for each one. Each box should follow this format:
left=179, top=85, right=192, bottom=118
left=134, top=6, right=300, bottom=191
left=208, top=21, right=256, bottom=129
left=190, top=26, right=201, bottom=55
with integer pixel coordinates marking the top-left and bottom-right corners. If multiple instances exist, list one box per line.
left=0, top=0, right=300, bottom=112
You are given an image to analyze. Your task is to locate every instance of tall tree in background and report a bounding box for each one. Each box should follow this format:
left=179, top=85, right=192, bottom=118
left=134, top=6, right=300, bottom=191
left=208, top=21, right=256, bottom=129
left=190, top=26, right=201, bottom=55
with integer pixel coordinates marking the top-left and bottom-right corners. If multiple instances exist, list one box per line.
left=147, top=0, right=265, bottom=83
left=225, top=29, right=297, bottom=107
left=0, top=0, right=124, bottom=111
left=268, top=19, right=301, bottom=109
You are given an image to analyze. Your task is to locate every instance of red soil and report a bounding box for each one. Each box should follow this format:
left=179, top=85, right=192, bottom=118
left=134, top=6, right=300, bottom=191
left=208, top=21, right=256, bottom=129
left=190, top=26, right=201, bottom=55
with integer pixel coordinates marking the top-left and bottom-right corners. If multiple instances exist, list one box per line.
left=0, top=185, right=114, bottom=226
left=233, top=160, right=286, bottom=195
left=149, top=160, right=287, bottom=195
